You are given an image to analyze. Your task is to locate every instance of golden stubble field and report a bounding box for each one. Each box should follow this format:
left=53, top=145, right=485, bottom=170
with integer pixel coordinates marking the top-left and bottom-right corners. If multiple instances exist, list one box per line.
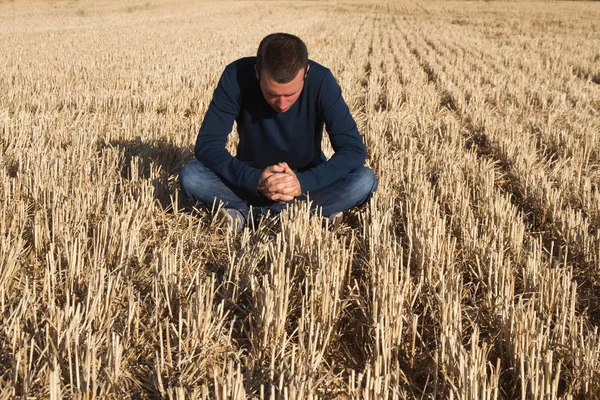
left=1, top=0, right=600, bottom=398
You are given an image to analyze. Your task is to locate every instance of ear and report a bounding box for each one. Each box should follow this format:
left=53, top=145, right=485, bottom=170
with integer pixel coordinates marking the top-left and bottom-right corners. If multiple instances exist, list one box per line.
left=304, top=64, right=310, bottom=78
left=254, top=65, right=260, bottom=81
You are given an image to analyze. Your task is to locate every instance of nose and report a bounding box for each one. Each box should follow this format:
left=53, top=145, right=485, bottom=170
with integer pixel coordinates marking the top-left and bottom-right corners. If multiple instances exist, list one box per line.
left=276, top=97, right=285, bottom=108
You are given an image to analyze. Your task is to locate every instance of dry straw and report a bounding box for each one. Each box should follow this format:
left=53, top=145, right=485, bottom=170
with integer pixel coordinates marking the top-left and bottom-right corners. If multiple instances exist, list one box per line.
left=1, top=0, right=599, bottom=398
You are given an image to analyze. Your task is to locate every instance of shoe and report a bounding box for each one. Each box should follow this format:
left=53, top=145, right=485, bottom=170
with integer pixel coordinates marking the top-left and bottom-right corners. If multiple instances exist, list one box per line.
left=217, top=208, right=246, bottom=233
left=327, top=211, right=343, bottom=228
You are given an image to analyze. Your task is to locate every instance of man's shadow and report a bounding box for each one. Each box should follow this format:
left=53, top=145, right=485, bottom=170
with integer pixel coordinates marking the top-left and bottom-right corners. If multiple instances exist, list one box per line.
left=107, top=137, right=192, bottom=210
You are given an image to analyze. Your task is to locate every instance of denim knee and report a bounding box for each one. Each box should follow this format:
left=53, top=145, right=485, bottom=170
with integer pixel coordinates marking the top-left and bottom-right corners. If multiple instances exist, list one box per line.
left=178, top=160, right=210, bottom=200
left=354, top=166, right=378, bottom=204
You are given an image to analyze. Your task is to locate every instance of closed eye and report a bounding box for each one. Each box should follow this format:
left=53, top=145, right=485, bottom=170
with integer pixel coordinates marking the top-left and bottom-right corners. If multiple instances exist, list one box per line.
left=268, top=89, right=300, bottom=97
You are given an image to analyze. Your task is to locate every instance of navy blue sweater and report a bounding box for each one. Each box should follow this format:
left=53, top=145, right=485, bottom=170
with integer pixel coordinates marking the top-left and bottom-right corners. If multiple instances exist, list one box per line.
left=194, top=57, right=366, bottom=195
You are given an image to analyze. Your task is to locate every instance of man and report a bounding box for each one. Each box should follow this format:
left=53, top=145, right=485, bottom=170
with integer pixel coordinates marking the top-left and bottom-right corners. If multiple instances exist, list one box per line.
left=179, top=33, right=377, bottom=231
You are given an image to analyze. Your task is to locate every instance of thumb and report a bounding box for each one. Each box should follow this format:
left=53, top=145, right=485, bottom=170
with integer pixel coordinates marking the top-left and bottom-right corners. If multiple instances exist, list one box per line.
left=279, top=162, right=292, bottom=173
left=270, top=164, right=284, bottom=173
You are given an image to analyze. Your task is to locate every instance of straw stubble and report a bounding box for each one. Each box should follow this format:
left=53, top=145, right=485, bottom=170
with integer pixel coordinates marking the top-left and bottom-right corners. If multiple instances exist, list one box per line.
left=1, top=0, right=599, bottom=398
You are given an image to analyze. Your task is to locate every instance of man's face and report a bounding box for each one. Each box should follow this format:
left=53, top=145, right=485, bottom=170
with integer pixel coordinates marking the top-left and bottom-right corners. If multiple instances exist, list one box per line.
left=256, top=65, right=309, bottom=113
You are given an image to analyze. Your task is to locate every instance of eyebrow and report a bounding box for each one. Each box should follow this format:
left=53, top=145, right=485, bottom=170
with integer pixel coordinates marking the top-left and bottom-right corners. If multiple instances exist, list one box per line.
left=268, top=88, right=301, bottom=97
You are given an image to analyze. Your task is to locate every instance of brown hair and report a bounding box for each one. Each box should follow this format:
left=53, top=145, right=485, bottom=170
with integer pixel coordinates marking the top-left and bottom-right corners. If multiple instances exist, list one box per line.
left=256, top=33, right=308, bottom=83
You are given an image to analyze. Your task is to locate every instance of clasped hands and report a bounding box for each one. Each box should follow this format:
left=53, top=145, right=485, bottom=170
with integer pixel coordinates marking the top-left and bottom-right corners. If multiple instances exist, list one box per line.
left=258, top=162, right=301, bottom=201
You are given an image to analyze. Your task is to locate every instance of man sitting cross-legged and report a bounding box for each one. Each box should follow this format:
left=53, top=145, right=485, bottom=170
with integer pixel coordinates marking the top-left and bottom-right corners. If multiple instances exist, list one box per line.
left=179, top=33, right=378, bottom=231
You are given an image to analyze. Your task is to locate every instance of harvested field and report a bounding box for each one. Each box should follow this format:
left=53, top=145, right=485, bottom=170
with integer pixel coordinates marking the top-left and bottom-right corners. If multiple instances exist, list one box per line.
left=1, top=0, right=600, bottom=398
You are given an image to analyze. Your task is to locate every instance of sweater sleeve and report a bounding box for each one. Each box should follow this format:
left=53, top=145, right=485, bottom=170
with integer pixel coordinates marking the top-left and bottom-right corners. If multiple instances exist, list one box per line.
left=194, top=66, right=263, bottom=194
left=296, top=70, right=366, bottom=193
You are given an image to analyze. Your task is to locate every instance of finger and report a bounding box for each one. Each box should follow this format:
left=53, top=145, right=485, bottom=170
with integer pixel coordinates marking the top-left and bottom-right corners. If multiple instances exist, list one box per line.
left=265, top=173, right=293, bottom=187
left=262, top=178, right=286, bottom=192
left=269, top=185, right=300, bottom=198
left=279, top=162, right=292, bottom=173
left=265, top=176, right=294, bottom=191
left=277, top=185, right=300, bottom=195
left=261, top=165, right=283, bottom=180
left=268, top=177, right=295, bottom=189
left=258, top=179, right=272, bottom=191
left=260, top=173, right=282, bottom=187
left=265, top=176, right=290, bottom=190
left=269, top=183, right=294, bottom=195
left=271, top=193, right=295, bottom=201
left=269, top=175, right=296, bottom=189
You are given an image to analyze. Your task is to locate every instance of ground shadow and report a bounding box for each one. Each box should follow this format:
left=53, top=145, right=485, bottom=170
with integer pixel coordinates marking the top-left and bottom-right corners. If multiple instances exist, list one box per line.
left=107, top=138, right=193, bottom=209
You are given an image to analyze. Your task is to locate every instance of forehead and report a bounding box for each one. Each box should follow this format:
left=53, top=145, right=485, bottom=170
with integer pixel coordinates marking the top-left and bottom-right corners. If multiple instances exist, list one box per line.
left=260, top=69, right=305, bottom=95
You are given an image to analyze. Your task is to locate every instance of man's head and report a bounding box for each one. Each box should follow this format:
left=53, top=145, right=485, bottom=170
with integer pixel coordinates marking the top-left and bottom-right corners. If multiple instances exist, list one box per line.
left=255, top=33, right=310, bottom=113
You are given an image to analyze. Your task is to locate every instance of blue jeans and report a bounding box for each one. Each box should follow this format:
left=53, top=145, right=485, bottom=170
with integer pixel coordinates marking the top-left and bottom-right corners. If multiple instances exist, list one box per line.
left=179, top=160, right=378, bottom=220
